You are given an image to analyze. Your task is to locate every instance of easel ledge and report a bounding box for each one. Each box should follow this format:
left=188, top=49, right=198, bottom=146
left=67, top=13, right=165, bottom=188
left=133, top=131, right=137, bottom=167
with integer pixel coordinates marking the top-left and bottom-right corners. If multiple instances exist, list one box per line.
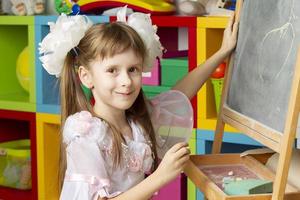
left=184, top=154, right=300, bottom=200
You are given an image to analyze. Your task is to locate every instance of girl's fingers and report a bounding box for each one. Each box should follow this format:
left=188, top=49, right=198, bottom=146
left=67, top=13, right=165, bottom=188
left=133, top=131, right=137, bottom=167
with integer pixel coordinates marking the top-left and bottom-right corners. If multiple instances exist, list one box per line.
left=227, top=13, right=235, bottom=30
left=176, top=153, right=190, bottom=166
left=232, top=21, right=239, bottom=37
left=169, top=142, right=188, bottom=153
left=174, top=146, right=191, bottom=158
left=227, top=14, right=234, bottom=25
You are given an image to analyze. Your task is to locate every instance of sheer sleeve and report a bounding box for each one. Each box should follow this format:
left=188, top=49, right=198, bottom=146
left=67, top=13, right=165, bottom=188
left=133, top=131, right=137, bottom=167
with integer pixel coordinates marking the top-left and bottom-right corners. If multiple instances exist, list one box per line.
left=60, top=111, right=119, bottom=200
left=148, top=90, right=193, bottom=159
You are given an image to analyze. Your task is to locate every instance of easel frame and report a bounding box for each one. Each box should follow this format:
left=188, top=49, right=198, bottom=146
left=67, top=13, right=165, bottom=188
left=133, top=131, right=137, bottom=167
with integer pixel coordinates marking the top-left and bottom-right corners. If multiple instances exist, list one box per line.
left=185, top=0, right=300, bottom=199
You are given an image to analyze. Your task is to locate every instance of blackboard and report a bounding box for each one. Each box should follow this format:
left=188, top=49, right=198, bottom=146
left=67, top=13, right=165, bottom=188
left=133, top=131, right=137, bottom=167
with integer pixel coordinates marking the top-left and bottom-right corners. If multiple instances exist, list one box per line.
left=227, top=0, right=300, bottom=133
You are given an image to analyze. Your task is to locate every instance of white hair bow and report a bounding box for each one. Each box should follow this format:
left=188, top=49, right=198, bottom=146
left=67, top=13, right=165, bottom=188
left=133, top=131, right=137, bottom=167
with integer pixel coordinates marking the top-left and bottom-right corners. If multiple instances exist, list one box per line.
left=39, top=14, right=92, bottom=77
left=117, top=6, right=163, bottom=72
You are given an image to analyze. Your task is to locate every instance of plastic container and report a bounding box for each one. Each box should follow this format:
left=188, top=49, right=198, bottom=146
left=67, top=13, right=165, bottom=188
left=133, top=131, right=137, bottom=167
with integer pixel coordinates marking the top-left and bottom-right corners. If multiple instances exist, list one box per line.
left=160, top=57, right=188, bottom=86
left=0, top=139, right=31, bottom=190
left=211, top=78, right=224, bottom=114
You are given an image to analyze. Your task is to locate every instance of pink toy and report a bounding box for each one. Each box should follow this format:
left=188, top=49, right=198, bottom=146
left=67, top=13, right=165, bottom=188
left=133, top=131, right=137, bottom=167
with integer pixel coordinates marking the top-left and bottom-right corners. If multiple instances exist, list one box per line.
left=142, top=58, right=161, bottom=85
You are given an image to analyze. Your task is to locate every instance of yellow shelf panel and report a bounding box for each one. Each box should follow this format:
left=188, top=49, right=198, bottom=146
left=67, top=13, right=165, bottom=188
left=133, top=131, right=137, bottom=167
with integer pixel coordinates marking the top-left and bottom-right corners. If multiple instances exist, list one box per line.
left=197, top=16, right=229, bottom=28
left=197, top=118, right=239, bottom=133
left=36, top=113, right=60, bottom=200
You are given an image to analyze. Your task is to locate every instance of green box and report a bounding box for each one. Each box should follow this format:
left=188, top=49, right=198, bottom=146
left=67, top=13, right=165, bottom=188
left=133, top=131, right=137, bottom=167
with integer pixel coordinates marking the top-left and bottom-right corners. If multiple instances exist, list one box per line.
left=142, top=85, right=171, bottom=99
left=160, top=57, right=188, bottom=86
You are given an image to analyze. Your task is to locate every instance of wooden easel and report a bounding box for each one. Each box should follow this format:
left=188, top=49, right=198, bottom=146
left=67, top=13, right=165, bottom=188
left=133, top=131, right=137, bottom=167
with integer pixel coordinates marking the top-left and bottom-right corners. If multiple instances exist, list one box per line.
left=185, top=0, right=300, bottom=199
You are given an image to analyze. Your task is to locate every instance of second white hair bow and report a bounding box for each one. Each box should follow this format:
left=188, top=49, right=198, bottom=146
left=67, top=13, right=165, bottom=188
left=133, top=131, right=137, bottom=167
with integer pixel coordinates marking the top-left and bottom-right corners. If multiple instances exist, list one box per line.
left=117, top=6, right=163, bottom=72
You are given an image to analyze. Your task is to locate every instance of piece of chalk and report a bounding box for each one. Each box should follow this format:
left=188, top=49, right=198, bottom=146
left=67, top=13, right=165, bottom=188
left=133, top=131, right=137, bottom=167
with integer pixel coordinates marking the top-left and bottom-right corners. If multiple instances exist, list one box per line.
left=224, top=179, right=273, bottom=195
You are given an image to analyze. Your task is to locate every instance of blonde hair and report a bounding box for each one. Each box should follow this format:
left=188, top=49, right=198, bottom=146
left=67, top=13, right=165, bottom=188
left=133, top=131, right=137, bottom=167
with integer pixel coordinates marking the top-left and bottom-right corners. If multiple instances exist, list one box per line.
left=59, top=22, right=158, bottom=189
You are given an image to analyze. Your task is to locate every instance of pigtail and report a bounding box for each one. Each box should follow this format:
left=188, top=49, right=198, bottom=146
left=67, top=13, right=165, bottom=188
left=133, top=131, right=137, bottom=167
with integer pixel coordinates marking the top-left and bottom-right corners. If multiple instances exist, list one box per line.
left=58, top=52, right=92, bottom=190
left=60, top=53, right=92, bottom=126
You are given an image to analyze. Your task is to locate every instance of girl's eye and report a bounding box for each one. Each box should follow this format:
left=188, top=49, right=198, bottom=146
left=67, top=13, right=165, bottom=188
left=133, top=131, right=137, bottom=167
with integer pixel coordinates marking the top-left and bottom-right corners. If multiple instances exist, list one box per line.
left=107, top=68, right=117, bottom=73
left=129, top=66, right=140, bottom=73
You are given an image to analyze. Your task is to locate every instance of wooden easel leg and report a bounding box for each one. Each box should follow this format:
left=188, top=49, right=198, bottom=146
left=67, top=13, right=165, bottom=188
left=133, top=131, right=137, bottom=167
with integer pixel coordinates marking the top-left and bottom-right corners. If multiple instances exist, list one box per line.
left=211, top=120, right=225, bottom=154
left=272, top=48, right=300, bottom=200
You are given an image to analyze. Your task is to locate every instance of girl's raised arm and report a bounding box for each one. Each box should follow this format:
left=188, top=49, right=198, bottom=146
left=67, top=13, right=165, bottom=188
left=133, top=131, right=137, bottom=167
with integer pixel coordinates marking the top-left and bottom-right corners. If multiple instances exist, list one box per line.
left=172, top=14, right=239, bottom=99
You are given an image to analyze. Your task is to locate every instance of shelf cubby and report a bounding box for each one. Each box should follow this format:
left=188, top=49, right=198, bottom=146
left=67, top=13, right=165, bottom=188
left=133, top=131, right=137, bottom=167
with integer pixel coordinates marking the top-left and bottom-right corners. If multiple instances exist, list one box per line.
left=0, top=16, right=36, bottom=112
left=0, top=109, right=37, bottom=200
left=196, top=17, right=238, bottom=132
left=36, top=112, right=60, bottom=200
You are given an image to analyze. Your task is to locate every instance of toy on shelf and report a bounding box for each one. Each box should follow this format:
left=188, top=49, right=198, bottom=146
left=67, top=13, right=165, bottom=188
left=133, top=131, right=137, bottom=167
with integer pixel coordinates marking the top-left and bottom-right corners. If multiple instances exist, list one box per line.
left=142, top=58, right=161, bottom=86
left=210, top=62, right=226, bottom=113
left=11, top=0, right=27, bottom=15
left=55, top=0, right=71, bottom=14
left=55, top=0, right=175, bottom=15
left=55, top=0, right=80, bottom=14
left=16, top=46, right=30, bottom=93
left=10, top=0, right=45, bottom=15
left=177, top=0, right=234, bottom=16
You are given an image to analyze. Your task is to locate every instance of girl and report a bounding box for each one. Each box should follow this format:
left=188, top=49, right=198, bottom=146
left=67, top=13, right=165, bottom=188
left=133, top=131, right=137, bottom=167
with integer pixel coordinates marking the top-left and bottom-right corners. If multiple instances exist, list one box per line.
left=39, top=8, right=238, bottom=200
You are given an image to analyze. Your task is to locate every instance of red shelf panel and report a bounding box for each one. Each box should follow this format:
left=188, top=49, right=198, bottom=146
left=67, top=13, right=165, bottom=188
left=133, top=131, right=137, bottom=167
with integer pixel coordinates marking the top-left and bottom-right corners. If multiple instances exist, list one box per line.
left=0, top=186, right=34, bottom=200
left=0, top=110, right=37, bottom=200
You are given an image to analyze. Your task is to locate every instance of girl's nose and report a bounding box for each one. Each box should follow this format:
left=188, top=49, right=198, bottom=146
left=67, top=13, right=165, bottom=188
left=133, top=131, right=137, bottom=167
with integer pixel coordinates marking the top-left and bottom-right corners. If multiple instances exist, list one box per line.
left=120, top=72, right=132, bottom=86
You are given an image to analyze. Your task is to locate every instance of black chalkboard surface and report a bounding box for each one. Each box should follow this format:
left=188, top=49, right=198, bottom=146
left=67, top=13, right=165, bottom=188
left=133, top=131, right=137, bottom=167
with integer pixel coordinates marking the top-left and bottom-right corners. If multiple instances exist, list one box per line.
left=227, top=0, right=300, bottom=133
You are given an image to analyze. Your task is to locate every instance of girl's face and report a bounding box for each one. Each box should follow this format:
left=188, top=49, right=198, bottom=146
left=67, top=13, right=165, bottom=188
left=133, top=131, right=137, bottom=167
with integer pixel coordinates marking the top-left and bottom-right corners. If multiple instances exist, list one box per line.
left=85, top=49, right=143, bottom=112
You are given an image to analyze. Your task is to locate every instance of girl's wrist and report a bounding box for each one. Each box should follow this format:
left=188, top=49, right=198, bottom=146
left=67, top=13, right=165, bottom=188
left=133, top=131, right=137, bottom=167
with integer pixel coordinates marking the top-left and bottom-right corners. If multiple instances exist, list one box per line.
left=151, top=169, right=169, bottom=188
left=218, top=47, right=232, bottom=57
left=216, top=48, right=231, bottom=60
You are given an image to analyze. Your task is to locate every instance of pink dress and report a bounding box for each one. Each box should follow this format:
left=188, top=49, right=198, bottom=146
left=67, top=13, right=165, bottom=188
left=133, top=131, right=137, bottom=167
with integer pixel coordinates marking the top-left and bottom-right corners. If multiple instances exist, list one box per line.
left=59, top=90, right=193, bottom=200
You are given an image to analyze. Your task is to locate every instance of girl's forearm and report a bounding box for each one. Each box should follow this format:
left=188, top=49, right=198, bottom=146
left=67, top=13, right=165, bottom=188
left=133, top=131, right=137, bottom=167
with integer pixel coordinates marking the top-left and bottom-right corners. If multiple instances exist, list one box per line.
left=105, top=171, right=167, bottom=200
left=172, top=49, right=231, bottom=99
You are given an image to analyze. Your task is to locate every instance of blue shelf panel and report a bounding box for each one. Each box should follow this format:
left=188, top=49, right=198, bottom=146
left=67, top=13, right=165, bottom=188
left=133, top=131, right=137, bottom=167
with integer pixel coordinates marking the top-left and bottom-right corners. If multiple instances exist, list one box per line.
left=35, top=15, right=109, bottom=114
left=196, top=129, right=263, bottom=147
left=37, top=104, right=60, bottom=115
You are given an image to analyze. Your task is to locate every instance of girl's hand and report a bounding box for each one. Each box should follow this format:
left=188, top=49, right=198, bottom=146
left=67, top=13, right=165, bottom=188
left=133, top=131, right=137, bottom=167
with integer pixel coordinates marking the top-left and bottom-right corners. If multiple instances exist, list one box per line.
left=154, top=142, right=190, bottom=185
left=220, top=14, right=239, bottom=56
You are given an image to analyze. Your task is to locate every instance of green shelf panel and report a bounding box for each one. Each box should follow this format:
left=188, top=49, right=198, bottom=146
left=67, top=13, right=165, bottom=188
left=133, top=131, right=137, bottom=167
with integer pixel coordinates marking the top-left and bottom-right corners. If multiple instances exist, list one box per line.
left=0, top=100, right=35, bottom=112
left=0, top=16, right=35, bottom=112
left=0, top=16, right=34, bottom=25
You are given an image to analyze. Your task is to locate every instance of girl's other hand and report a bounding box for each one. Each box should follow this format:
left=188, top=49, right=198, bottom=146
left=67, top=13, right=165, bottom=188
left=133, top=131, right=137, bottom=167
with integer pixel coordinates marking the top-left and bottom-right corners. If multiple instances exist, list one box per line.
left=220, top=14, right=239, bottom=56
left=154, top=142, right=190, bottom=185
